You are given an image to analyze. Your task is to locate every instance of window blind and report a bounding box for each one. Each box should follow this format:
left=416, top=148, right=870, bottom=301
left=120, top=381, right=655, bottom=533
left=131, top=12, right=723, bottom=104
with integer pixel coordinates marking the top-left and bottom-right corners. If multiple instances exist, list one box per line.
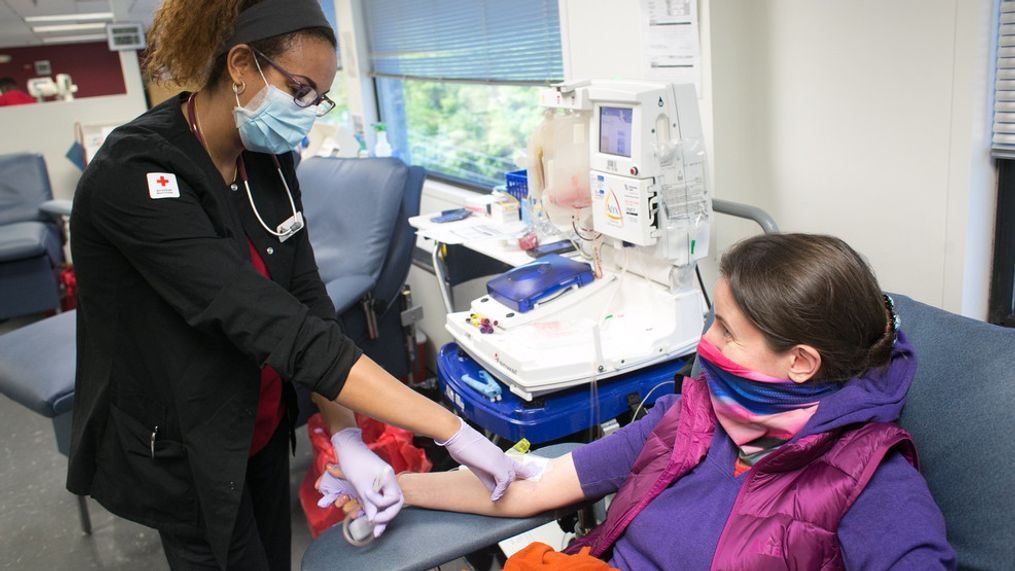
left=364, top=0, right=563, bottom=84
left=319, top=0, right=341, bottom=69
left=993, top=0, right=1015, bottom=157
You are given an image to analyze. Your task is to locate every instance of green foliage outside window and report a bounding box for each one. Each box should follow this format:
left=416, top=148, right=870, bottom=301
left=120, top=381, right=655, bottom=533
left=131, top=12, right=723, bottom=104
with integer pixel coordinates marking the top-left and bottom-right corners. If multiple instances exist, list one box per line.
left=380, top=78, right=545, bottom=188
left=317, top=73, right=350, bottom=129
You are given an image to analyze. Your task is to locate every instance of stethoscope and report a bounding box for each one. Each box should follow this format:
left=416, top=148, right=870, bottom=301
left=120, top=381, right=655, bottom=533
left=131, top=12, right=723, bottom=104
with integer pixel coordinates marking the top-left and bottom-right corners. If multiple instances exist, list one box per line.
left=186, top=92, right=303, bottom=242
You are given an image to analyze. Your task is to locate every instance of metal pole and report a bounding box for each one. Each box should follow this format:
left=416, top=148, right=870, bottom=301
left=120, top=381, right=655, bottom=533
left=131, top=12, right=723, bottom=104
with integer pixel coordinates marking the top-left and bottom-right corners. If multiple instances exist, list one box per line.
left=712, top=198, right=780, bottom=234
left=431, top=242, right=454, bottom=313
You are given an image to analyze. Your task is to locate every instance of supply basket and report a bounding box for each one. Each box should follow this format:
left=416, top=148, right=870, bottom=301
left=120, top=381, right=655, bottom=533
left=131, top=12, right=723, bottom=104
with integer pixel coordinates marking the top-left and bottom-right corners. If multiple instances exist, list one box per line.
left=504, top=169, right=528, bottom=201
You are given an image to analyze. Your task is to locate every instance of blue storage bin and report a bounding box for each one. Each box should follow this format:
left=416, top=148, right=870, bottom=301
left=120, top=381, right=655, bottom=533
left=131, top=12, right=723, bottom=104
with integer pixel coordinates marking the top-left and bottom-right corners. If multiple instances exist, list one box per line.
left=504, top=170, right=528, bottom=201
left=437, top=342, right=689, bottom=444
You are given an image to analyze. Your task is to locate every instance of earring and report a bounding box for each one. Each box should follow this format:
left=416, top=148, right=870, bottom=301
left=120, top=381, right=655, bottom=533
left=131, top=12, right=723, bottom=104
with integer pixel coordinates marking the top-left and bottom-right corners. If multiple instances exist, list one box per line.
left=232, top=80, right=246, bottom=95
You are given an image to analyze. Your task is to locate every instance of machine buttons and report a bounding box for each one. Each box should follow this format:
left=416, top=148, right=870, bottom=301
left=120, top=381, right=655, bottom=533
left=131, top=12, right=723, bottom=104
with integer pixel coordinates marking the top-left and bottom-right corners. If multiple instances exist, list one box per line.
left=630, top=166, right=639, bottom=175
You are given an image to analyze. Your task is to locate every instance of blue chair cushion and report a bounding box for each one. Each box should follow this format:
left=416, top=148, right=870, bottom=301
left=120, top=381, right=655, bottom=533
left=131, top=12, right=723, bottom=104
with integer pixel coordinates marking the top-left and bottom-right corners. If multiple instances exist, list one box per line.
left=0, top=310, right=76, bottom=417
left=894, top=294, right=1015, bottom=570
left=0, top=221, right=61, bottom=263
left=0, top=152, right=53, bottom=226
left=297, top=157, right=407, bottom=312
left=372, top=165, right=425, bottom=309
left=324, top=275, right=375, bottom=314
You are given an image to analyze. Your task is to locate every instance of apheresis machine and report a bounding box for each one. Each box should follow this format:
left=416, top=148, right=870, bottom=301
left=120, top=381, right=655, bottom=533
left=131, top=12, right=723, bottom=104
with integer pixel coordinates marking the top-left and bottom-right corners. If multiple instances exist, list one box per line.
left=439, top=80, right=712, bottom=440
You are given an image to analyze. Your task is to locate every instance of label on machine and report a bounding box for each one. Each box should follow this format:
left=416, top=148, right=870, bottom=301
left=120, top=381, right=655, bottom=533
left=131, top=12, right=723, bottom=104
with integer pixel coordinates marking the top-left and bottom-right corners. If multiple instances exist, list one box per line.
left=591, top=172, right=658, bottom=245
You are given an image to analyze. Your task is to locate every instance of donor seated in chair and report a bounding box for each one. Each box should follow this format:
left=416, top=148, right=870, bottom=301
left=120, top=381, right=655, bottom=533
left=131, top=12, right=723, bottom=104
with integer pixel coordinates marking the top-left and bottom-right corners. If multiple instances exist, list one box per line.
left=322, top=234, right=956, bottom=570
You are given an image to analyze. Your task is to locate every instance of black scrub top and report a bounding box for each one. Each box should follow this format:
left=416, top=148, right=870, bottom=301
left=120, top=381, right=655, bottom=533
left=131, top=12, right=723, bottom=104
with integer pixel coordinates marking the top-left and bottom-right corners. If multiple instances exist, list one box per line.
left=66, top=93, right=361, bottom=563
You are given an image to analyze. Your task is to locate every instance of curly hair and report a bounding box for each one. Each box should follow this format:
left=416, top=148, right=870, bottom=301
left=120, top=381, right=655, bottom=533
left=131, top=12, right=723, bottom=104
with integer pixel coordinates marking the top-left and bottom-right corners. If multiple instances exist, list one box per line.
left=144, top=0, right=335, bottom=90
left=145, top=0, right=253, bottom=88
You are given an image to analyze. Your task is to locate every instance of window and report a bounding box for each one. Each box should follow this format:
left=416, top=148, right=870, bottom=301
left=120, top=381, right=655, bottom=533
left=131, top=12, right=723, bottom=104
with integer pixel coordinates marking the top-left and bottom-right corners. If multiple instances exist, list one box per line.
left=365, top=0, right=564, bottom=188
left=994, top=1, right=1015, bottom=156
left=318, top=72, right=350, bottom=129
left=990, top=0, right=1015, bottom=326
left=317, top=0, right=350, bottom=128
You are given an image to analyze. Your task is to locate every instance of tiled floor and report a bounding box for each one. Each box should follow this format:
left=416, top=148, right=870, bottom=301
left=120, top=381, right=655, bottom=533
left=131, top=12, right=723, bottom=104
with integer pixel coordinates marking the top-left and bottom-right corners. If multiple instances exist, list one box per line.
left=0, top=382, right=317, bottom=570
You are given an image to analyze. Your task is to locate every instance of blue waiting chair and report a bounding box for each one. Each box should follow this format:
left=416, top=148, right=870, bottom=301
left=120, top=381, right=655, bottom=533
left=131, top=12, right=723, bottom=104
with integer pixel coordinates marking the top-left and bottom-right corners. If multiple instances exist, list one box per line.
left=0, top=152, right=68, bottom=319
left=294, top=157, right=425, bottom=422
left=0, top=310, right=89, bottom=531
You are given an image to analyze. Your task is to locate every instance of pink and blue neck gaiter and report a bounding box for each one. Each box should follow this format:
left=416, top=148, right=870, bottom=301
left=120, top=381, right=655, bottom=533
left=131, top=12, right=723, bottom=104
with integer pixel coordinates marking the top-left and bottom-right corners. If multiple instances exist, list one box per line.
left=697, top=337, right=839, bottom=468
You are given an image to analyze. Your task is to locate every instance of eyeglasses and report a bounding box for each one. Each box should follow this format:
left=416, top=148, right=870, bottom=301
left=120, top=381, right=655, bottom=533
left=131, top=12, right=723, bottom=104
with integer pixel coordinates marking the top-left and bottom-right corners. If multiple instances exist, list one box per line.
left=250, top=47, right=335, bottom=117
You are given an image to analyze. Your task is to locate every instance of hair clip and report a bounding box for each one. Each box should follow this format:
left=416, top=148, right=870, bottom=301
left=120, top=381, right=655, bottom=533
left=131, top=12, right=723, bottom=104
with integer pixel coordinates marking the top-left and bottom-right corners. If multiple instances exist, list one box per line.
left=883, top=294, right=901, bottom=347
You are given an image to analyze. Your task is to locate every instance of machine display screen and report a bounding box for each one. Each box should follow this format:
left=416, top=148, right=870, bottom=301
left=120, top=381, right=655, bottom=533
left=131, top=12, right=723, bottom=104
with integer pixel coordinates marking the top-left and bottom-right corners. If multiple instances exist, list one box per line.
left=599, top=106, right=634, bottom=157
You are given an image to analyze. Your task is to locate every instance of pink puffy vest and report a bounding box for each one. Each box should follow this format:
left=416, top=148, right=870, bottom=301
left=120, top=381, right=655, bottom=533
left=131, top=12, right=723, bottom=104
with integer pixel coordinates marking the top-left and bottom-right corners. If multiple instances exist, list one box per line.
left=566, top=376, right=919, bottom=570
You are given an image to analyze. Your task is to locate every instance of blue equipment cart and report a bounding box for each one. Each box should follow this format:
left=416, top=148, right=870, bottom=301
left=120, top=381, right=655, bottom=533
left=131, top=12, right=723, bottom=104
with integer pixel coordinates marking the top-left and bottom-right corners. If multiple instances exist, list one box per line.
left=437, top=342, right=689, bottom=444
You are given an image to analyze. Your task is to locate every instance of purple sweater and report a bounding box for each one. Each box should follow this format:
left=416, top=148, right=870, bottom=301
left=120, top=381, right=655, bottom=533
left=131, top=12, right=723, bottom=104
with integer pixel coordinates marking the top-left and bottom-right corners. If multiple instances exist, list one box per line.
left=573, top=353, right=956, bottom=570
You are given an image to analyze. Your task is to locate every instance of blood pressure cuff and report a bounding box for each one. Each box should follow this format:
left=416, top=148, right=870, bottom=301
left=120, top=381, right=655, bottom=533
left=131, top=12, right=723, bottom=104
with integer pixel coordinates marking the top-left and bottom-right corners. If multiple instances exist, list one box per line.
left=219, top=0, right=335, bottom=55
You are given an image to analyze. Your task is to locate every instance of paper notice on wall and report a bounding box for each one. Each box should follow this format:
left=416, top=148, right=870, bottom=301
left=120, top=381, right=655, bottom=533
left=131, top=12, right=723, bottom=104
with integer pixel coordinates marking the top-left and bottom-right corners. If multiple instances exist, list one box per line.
left=76, top=122, right=123, bottom=166
left=641, top=0, right=701, bottom=95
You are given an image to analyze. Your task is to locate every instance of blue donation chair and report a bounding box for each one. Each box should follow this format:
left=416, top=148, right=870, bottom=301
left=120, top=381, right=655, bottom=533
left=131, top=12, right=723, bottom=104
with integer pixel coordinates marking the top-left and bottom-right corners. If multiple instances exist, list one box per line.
left=300, top=294, right=1015, bottom=571
left=0, top=152, right=67, bottom=319
left=0, top=310, right=90, bottom=531
left=892, top=294, right=1015, bottom=570
left=294, top=157, right=425, bottom=422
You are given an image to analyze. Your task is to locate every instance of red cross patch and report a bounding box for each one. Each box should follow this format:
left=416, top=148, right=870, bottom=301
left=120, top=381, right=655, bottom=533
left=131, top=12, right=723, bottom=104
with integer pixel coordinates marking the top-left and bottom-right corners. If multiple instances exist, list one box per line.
left=146, top=172, right=180, bottom=199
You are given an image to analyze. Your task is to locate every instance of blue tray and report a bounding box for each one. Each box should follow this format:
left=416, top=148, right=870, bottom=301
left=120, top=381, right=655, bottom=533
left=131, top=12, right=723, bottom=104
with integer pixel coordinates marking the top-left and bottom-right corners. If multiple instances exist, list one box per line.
left=486, top=254, right=594, bottom=313
left=437, top=343, right=688, bottom=444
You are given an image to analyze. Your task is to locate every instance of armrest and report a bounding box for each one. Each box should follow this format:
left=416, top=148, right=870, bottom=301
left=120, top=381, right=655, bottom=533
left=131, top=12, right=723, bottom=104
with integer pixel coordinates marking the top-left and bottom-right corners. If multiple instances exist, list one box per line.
left=39, top=199, right=73, bottom=218
left=301, top=443, right=582, bottom=571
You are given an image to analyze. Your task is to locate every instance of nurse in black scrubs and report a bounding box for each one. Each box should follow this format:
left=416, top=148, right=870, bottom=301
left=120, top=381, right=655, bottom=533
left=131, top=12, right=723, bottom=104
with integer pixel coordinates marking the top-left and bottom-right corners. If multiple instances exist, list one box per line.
left=66, top=1, right=526, bottom=569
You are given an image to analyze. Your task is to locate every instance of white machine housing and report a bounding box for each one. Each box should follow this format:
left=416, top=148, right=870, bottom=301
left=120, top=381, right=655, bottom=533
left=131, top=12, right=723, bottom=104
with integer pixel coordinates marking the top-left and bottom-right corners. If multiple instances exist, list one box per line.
left=446, top=80, right=711, bottom=400
left=588, top=82, right=709, bottom=262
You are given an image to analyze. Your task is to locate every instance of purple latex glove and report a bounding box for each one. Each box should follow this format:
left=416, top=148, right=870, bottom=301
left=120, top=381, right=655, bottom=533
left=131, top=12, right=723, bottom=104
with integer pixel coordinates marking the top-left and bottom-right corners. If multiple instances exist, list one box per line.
left=331, top=428, right=404, bottom=537
left=436, top=418, right=540, bottom=501
left=316, top=471, right=360, bottom=512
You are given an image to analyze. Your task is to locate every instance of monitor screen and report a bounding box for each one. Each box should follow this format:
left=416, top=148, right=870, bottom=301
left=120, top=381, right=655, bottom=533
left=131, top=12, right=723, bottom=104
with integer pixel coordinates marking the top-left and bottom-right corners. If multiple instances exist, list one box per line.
left=599, top=106, right=634, bottom=157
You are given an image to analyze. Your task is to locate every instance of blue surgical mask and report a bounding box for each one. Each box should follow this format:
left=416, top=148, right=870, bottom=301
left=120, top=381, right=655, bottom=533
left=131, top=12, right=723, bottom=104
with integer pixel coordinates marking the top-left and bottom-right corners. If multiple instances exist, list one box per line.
left=233, top=60, right=317, bottom=154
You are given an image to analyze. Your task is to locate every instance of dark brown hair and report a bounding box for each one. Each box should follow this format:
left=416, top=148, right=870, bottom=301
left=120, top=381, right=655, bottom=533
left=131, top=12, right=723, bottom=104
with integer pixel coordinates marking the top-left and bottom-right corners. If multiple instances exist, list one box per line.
left=144, top=0, right=334, bottom=89
left=719, top=234, right=894, bottom=382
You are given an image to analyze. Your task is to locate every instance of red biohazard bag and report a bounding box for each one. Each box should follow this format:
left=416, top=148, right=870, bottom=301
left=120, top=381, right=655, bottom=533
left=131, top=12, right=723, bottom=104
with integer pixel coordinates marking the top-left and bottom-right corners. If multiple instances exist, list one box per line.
left=58, top=265, right=76, bottom=311
left=299, top=412, right=433, bottom=538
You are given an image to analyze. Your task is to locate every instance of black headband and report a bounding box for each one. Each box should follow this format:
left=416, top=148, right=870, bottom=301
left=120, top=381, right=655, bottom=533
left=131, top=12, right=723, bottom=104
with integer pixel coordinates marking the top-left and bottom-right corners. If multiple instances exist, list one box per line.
left=219, top=0, right=334, bottom=55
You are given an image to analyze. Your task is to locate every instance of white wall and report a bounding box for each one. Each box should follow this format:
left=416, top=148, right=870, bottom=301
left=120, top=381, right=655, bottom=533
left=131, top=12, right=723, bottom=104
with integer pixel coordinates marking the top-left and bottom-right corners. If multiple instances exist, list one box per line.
left=561, top=0, right=998, bottom=317
left=707, top=0, right=997, bottom=317
left=0, top=47, right=147, bottom=201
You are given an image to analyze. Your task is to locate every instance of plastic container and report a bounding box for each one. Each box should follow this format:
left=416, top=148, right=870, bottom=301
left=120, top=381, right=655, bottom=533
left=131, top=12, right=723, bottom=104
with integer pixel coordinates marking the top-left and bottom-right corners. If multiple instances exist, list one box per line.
left=437, top=342, right=689, bottom=444
left=505, top=170, right=529, bottom=201
left=373, top=123, right=393, bottom=158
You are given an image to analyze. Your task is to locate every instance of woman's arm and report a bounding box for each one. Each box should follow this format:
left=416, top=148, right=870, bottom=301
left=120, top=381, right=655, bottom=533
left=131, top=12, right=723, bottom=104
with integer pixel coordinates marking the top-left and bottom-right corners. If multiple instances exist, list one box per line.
left=838, top=452, right=956, bottom=570
left=312, top=392, right=357, bottom=432
left=334, top=354, right=461, bottom=442
left=397, top=452, right=585, bottom=518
